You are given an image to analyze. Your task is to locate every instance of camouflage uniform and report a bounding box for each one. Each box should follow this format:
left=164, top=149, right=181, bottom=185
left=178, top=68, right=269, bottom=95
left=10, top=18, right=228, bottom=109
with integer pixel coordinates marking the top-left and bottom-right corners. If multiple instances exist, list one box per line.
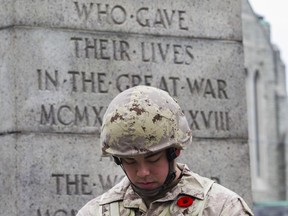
left=77, top=86, right=254, bottom=215
left=77, top=163, right=253, bottom=216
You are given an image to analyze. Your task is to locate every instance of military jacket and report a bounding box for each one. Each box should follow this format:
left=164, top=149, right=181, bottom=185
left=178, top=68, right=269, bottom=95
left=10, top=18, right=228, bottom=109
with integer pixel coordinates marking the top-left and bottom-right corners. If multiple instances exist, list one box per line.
left=77, top=164, right=253, bottom=216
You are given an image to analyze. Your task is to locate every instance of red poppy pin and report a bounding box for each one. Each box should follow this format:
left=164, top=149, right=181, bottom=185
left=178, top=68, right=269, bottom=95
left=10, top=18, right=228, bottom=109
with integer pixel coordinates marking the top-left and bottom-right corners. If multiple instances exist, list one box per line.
left=177, top=196, right=194, bottom=207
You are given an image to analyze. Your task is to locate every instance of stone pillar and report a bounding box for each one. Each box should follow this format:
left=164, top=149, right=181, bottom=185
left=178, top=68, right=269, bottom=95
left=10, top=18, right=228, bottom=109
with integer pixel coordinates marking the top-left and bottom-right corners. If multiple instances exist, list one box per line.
left=0, top=0, right=253, bottom=215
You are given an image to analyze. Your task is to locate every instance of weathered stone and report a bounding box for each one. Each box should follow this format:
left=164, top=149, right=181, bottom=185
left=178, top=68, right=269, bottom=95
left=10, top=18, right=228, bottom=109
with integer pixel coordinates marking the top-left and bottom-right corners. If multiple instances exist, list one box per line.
left=0, top=134, right=252, bottom=215
left=10, top=0, right=242, bottom=40
left=0, top=135, right=17, bottom=216
left=1, top=27, right=247, bottom=138
left=0, top=0, right=13, bottom=27
left=0, top=30, right=16, bottom=133
left=1, top=133, right=124, bottom=215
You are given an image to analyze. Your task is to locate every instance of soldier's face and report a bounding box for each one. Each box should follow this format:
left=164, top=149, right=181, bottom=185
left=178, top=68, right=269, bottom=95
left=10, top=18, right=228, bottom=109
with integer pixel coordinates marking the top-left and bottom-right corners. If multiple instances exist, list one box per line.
left=121, top=150, right=169, bottom=190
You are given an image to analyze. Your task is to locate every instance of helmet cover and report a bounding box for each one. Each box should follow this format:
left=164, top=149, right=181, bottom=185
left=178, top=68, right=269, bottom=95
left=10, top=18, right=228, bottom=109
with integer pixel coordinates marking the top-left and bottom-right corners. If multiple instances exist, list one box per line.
left=101, top=85, right=192, bottom=157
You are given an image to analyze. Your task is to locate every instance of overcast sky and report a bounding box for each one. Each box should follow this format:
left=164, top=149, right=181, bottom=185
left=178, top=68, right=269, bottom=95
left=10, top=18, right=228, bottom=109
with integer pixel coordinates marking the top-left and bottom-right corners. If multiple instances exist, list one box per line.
left=248, top=0, right=288, bottom=91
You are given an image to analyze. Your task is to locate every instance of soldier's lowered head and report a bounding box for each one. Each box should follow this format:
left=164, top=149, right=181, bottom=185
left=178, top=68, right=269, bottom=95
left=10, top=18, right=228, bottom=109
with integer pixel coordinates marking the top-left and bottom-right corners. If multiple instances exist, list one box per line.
left=100, top=85, right=192, bottom=198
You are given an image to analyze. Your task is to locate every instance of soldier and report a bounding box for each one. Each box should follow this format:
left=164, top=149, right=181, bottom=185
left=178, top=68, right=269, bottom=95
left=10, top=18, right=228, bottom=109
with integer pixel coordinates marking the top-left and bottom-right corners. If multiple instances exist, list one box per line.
left=77, top=85, right=253, bottom=216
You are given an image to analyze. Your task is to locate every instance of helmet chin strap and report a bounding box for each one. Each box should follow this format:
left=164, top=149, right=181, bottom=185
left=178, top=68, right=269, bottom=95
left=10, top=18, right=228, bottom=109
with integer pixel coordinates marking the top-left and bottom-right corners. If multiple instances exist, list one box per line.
left=114, top=148, right=178, bottom=198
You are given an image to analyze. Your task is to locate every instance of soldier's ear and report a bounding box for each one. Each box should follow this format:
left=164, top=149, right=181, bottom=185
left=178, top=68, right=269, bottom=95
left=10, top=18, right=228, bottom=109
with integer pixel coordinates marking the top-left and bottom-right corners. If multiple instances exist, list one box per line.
left=175, top=149, right=181, bottom=157
left=167, top=148, right=180, bottom=161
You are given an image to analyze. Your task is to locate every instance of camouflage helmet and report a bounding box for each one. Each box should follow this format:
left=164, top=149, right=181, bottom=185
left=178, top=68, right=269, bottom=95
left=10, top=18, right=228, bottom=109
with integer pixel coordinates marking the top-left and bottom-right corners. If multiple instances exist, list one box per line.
left=100, top=85, right=192, bottom=157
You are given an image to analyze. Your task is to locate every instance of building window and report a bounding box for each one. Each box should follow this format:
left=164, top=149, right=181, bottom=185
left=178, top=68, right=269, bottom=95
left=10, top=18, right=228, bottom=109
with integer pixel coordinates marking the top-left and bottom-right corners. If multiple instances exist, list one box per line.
left=253, top=70, right=261, bottom=177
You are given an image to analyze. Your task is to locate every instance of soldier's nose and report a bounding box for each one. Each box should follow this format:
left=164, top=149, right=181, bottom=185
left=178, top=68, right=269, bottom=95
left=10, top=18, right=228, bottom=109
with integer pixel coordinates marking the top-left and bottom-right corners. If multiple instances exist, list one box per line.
left=136, top=164, right=150, bottom=177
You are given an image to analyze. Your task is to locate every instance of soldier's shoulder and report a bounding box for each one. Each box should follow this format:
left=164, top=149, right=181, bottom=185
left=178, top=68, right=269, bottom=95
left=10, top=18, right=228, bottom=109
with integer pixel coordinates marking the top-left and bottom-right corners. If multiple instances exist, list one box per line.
left=80, top=177, right=129, bottom=207
left=98, top=176, right=130, bottom=204
left=77, top=177, right=130, bottom=216
left=208, top=182, right=240, bottom=198
left=206, top=183, right=254, bottom=215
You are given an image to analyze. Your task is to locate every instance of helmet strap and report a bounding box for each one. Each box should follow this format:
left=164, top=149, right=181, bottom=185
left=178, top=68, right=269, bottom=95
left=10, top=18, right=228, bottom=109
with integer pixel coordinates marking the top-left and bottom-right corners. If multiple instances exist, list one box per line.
left=113, top=156, right=122, bottom=165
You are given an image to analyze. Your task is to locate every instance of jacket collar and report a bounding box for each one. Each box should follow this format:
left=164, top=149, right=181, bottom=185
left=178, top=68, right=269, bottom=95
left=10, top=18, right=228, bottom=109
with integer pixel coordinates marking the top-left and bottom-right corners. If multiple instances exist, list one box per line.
left=99, top=163, right=213, bottom=208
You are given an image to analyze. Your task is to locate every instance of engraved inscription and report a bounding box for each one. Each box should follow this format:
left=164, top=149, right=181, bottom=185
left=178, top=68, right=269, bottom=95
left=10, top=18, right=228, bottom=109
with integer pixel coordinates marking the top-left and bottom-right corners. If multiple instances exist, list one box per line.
left=186, top=78, right=228, bottom=99
left=40, top=105, right=104, bottom=126
left=140, top=41, right=193, bottom=64
left=34, top=30, right=235, bottom=134
left=35, top=173, right=123, bottom=216
left=37, top=69, right=59, bottom=91
left=135, top=7, right=188, bottom=30
left=71, top=37, right=131, bottom=61
left=68, top=71, right=110, bottom=93
left=70, top=37, right=194, bottom=65
left=73, top=2, right=189, bottom=30
left=51, top=173, right=124, bottom=195
left=52, top=174, right=92, bottom=195
left=40, top=104, right=231, bottom=130
left=37, top=69, right=230, bottom=129
left=74, top=2, right=127, bottom=25
left=187, top=110, right=230, bottom=131
left=37, top=69, right=228, bottom=98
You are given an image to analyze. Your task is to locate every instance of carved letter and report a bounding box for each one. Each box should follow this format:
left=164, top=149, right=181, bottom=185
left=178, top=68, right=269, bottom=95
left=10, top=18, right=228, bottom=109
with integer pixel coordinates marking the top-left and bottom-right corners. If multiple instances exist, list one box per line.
left=189, top=110, right=200, bottom=130
left=40, top=104, right=56, bottom=125
left=186, top=78, right=205, bottom=95
left=81, top=175, right=92, bottom=195
left=81, top=72, right=95, bottom=92
left=217, top=79, right=228, bottom=99
left=97, top=73, right=109, bottom=93
left=57, top=105, right=73, bottom=125
left=163, top=9, right=176, bottom=27
left=111, top=5, right=127, bottom=24
left=71, top=37, right=83, bottom=58
left=178, top=10, right=188, bottom=30
left=75, top=106, right=89, bottom=126
left=37, top=69, right=59, bottom=91
left=169, top=77, right=180, bottom=96
left=185, top=46, right=194, bottom=65
left=203, top=79, right=216, bottom=98
left=201, top=110, right=213, bottom=129
left=92, top=106, right=104, bottom=126
left=51, top=174, right=65, bottom=195
left=173, top=45, right=184, bottom=64
left=66, top=174, right=80, bottom=195
left=154, top=9, right=166, bottom=28
left=136, top=8, right=150, bottom=27
left=74, top=2, right=94, bottom=20
left=158, top=43, right=170, bottom=62
left=68, top=71, right=80, bottom=92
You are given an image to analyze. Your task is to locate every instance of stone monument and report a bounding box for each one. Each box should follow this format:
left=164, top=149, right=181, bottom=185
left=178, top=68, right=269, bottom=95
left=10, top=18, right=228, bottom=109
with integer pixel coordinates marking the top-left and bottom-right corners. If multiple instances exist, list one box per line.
left=0, top=0, right=253, bottom=215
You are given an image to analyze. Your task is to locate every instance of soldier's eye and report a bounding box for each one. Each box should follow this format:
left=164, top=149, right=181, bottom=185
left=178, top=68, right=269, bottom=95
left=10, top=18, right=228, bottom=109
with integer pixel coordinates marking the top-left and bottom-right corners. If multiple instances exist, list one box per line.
left=147, top=156, right=161, bottom=163
left=123, top=158, right=136, bottom=165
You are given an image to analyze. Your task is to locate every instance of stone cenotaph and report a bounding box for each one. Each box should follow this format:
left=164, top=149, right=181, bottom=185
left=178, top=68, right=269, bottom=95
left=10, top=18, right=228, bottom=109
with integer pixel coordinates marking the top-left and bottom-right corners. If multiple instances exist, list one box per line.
left=0, top=0, right=253, bottom=215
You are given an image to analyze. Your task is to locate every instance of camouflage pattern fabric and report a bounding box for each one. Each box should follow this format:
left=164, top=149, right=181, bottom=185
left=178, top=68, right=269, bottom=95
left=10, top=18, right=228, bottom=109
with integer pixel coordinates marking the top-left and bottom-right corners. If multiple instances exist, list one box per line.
left=101, top=85, right=192, bottom=157
left=76, top=164, right=254, bottom=216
